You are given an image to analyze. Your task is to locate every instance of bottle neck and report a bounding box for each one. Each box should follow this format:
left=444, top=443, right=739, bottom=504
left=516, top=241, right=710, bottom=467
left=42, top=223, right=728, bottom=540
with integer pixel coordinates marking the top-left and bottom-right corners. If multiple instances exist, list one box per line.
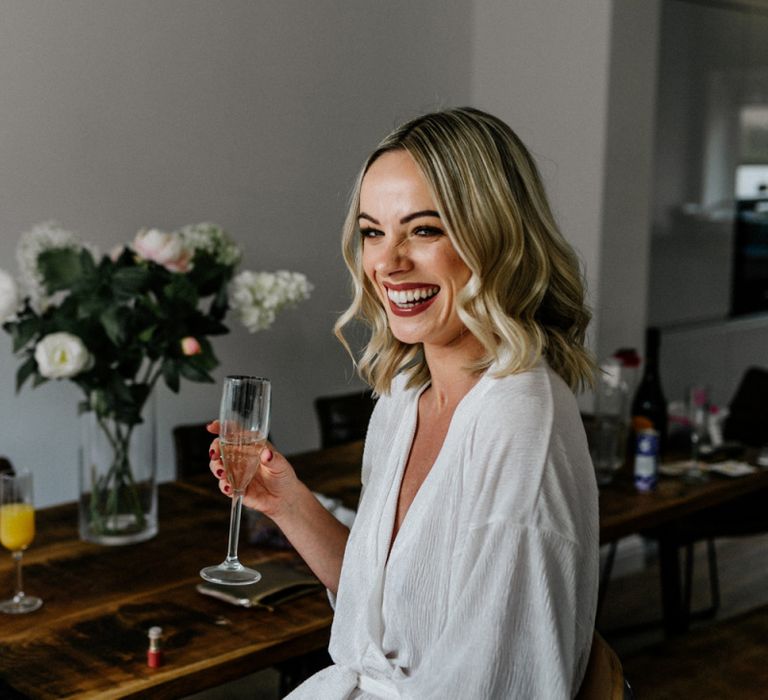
left=642, top=328, right=661, bottom=384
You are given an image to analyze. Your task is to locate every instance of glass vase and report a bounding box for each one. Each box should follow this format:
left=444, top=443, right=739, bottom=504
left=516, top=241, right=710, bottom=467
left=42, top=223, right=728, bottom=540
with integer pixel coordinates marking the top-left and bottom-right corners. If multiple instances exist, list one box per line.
left=78, top=396, right=158, bottom=545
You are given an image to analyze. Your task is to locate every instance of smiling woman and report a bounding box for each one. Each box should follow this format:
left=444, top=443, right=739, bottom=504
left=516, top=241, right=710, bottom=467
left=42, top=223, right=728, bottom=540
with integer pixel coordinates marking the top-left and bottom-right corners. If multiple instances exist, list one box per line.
left=207, top=107, right=600, bottom=699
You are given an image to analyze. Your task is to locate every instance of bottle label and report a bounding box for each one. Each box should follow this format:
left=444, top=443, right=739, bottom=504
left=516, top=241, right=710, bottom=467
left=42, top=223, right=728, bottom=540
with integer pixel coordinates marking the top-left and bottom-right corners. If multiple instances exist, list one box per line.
left=634, top=430, right=659, bottom=492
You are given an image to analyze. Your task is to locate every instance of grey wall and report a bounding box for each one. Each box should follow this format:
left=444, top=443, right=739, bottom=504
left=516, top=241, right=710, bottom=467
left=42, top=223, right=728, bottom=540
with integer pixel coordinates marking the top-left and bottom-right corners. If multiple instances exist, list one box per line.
left=0, top=0, right=670, bottom=508
left=0, top=0, right=473, bottom=506
left=472, top=0, right=660, bottom=363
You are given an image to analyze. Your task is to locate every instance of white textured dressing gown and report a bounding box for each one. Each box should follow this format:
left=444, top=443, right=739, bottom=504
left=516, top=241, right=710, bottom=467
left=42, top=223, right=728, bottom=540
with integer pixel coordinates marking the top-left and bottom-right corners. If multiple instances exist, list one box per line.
left=286, top=363, right=599, bottom=699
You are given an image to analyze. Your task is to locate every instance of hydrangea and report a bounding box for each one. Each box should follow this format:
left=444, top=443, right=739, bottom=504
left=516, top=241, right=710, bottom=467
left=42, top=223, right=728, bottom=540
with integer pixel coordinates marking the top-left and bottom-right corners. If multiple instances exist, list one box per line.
left=16, top=221, right=97, bottom=312
left=229, top=270, right=313, bottom=333
left=178, top=222, right=242, bottom=267
left=0, top=269, right=19, bottom=323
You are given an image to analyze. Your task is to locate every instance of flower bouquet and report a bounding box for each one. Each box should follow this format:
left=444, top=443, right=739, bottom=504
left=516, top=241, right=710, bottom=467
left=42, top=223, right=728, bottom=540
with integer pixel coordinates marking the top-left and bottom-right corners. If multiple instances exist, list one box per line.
left=0, top=222, right=311, bottom=544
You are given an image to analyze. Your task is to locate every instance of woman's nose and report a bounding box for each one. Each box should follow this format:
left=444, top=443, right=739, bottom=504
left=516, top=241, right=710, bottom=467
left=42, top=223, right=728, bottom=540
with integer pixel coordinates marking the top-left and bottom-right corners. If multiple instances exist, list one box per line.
left=375, top=237, right=412, bottom=275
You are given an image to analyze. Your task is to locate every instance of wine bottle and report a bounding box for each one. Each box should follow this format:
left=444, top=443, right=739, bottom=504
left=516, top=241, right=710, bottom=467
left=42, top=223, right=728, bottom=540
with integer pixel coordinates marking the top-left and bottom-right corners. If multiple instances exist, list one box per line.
left=631, top=327, right=668, bottom=454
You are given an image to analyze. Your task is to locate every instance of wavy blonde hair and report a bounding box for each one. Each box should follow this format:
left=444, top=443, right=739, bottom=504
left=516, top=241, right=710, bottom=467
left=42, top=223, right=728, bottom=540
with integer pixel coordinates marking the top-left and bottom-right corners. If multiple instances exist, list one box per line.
left=335, top=107, right=594, bottom=395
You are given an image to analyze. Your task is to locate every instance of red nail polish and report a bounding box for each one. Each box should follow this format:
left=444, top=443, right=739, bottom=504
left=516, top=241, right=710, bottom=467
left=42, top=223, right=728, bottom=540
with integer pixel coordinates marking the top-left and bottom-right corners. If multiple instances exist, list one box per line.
left=216, top=468, right=224, bottom=477
left=209, top=448, right=215, bottom=457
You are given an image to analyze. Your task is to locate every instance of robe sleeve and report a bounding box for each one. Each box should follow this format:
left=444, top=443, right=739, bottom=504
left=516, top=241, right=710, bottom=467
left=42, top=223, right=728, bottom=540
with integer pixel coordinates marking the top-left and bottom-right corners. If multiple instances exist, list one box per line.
left=398, top=520, right=593, bottom=699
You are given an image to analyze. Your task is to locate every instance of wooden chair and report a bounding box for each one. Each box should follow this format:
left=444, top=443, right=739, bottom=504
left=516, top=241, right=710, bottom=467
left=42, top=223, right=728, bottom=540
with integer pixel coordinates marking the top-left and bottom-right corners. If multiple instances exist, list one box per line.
left=172, top=423, right=215, bottom=479
left=172, top=423, right=277, bottom=479
left=314, top=390, right=376, bottom=448
left=576, top=631, right=631, bottom=700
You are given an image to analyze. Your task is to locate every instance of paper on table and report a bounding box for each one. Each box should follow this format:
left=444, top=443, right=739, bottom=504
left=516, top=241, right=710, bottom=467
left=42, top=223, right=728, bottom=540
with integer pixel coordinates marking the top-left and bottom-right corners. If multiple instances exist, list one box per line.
left=660, top=460, right=757, bottom=478
left=196, top=559, right=324, bottom=610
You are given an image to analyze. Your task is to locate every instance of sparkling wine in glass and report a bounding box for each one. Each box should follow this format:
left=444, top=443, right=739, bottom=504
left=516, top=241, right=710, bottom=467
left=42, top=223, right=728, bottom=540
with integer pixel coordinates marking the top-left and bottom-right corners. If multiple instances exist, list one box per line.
left=0, top=471, right=43, bottom=613
left=200, top=376, right=271, bottom=585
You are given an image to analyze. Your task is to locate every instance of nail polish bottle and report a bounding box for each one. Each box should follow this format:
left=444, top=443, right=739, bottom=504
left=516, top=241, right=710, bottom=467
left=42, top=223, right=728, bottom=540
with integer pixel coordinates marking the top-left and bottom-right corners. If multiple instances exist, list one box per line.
left=147, top=626, right=163, bottom=668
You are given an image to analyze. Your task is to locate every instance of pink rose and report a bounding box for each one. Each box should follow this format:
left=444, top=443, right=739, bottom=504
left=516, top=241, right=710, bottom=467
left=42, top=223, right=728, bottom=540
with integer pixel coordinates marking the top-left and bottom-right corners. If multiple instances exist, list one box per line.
left=132, top=229, right=192, bottom=273
left=181, top=336, right=202, bottom=356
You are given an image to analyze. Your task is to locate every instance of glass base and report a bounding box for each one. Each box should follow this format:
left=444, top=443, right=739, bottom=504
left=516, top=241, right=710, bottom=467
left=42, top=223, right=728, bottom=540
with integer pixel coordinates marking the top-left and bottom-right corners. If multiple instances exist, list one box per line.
left=80, top=514, right=158, bottom=546
left=0, top=593, right=43, bottom=614
left=200, top=561, right=261, bottom=586
left=683, top=462, right=710, bottom=484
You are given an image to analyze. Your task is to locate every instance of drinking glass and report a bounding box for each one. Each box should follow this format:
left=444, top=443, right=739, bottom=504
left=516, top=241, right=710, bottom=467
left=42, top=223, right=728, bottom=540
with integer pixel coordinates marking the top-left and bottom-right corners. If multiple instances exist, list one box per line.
left=685, top=385, right=710, bottom=484
left=0, top=472, right=43, bottom=613
left=201, top=376, right=271, bottom=585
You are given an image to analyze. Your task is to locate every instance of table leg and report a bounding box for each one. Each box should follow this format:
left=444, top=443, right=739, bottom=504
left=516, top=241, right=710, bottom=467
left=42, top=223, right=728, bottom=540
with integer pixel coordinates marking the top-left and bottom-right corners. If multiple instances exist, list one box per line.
left=658, top=537, right=688, bottom=637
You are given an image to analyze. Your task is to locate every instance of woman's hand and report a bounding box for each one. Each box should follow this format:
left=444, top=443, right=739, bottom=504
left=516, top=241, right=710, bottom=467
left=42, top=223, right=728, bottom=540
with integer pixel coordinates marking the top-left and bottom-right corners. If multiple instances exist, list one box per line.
left=207, top=420, right=299, bottom=519
left=207, top=421, right=350, bottom=593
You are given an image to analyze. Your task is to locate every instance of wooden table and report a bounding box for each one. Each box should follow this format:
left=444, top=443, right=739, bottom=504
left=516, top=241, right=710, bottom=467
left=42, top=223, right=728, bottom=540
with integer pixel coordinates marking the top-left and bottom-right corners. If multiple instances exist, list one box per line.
left=0, top=442, right=363, bottom=700
left=1, top=439, right=767, bottom=697
left=599, top=462, right=768, bottom=636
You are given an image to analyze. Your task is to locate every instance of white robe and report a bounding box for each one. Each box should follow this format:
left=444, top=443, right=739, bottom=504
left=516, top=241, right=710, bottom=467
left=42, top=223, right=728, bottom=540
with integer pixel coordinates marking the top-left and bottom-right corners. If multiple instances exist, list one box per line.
left=287, top=363, right=599, bottom=699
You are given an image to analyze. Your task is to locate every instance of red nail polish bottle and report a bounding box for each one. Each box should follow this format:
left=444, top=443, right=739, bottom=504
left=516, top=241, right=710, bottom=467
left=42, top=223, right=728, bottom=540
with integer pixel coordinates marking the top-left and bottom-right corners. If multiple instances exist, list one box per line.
left=147, top=626, right=163, bottom=668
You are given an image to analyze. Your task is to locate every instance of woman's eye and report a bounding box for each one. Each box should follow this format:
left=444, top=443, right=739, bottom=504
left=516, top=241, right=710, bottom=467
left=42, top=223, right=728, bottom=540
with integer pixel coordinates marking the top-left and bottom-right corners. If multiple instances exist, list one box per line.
left=360, top=228, right=383, bottom=238
left=413, top=226, right=443, bottom=237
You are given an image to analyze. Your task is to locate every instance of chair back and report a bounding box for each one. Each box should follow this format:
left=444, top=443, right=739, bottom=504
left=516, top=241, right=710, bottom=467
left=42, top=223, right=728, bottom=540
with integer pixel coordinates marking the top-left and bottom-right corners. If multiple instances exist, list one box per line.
left=314, top=390, right=376, bottom=448
left=172, top=423, right=214, bottom=479
left=723, top=366, right=768, bottom=447
left=0, top=457, right=14, bottom=475
left=576, top=631, right=628, bottom=700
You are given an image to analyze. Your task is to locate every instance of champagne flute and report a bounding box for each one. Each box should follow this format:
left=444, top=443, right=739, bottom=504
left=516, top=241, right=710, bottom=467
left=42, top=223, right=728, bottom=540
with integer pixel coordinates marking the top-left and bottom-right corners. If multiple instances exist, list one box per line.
left=0, top=471, right=43, bottom=613
left=201, top=376, right=271, bottom=585
left=685, top=385, right=710, bottom=484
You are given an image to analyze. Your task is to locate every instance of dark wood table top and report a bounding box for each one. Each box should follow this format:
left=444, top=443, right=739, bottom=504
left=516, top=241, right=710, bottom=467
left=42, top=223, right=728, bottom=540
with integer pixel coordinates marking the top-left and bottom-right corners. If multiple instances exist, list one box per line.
left=598, top=462, right=768, bottom=543
left=0, top=441, right=363, bottom=700
left=1, top=438, right=766, bottom=698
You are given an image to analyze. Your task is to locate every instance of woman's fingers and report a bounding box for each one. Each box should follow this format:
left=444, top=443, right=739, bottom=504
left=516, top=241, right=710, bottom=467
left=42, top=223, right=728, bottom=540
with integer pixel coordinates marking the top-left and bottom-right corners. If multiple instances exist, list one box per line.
left=209, top=437, right=224, bottom=477
left=206, top=420, right=220, bottom=434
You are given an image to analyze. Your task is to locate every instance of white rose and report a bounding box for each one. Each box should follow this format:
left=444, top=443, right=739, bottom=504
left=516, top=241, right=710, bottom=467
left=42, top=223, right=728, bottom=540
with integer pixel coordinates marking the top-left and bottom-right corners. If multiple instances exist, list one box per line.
left=34, top=332, right=92, bottom=379
left=0, top=269, right=19, bottom=323
left=132, top=228, right=192, bottom=272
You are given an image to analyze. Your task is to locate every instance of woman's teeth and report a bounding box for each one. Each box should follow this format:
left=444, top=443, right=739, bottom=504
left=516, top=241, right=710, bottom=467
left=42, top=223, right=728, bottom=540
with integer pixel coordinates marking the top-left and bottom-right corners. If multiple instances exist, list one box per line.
left=387, top=286, right=439, bottom=307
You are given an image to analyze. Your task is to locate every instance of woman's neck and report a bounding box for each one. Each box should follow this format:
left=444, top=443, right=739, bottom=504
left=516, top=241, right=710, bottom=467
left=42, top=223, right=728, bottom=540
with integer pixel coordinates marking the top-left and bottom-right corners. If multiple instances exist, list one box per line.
left=423, top=333, right=486, bottom=410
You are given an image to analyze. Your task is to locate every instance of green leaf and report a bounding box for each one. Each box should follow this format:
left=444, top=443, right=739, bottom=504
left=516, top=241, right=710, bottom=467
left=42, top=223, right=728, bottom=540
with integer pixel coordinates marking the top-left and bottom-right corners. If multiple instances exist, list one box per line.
left=15, top=355, right=37, bottom=392
left=178, top=360, right=214, bottom=384
left=37, top=248, right=87, bottom=292
left=138, top=325, right=156, bottom=343
left=108, top=374, right=133, bottom=402
left=79, top=248, right=98, bottom=276
left=162, top=359, right=180, bottom=393
left=11, top=318, right=41, bottom=352
left=112, top=267, right=152, bottom=298
left=162, top=275, right=198, bottom=309
left=129, top=383, right=151, bottom=409
left=209, top=285, right=230, bottom=319
left=100, top=307, right=125, bottom=346
left=116, top=351, right=143, bottom=379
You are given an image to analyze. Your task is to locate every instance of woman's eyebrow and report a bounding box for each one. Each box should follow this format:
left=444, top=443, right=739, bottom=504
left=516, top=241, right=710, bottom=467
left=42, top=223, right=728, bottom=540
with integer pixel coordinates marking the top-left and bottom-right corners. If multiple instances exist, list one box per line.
left=357, top=210, right=441, bottom=225
left=400, top=210, right=441, bottom=224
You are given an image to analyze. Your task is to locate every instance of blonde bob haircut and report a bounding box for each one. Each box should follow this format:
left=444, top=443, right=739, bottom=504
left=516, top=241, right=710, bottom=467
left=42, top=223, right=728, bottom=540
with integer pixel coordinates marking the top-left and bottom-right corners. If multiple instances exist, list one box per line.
left=334, top=107, right=594, bottom=395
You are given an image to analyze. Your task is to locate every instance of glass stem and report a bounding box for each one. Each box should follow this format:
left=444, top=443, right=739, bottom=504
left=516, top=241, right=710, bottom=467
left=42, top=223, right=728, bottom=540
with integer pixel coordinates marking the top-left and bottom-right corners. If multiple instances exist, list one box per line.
left=13, top=551, right=24, bottom=600
left=224, top=491, right=244, bottom=566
